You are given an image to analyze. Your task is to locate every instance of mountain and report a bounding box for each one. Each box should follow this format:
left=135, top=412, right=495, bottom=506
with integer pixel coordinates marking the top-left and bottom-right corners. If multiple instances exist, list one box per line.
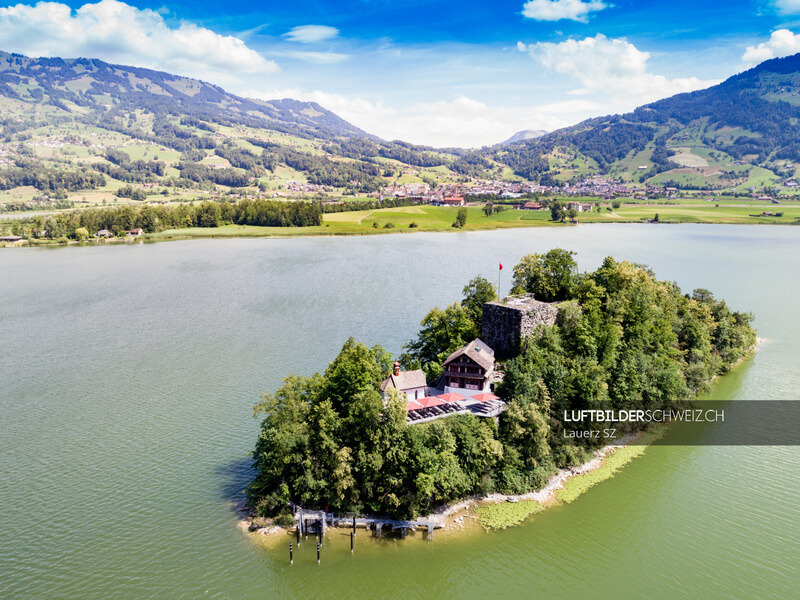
left=502, top=129, right=547, bottom=144
left=0, top=51, right=499, bottom=202
left=5, top=50, right=800, bottom=205
left=0, top=51, right=372, bottom=140
left=486, top=52, right=800, bottom=191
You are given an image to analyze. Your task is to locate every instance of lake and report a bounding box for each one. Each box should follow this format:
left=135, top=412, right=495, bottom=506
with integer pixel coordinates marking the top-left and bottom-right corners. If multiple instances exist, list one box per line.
left=1, top=224, right=798, bottom=599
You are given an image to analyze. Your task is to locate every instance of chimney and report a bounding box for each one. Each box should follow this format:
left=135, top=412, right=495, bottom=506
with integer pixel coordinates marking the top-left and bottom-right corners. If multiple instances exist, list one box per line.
left=393, top=361, right=400, bottom=376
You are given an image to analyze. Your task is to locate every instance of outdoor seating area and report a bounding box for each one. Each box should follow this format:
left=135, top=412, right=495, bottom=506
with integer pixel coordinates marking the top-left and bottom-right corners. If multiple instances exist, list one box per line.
left=405, top=392, right=505, bottom=423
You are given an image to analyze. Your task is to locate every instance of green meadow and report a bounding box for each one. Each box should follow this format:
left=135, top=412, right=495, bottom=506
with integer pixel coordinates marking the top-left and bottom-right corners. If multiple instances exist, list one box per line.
left=145, top=202, right=800, bottom=241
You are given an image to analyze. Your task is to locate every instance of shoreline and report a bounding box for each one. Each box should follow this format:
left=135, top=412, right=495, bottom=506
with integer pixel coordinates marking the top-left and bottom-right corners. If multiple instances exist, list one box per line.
left=241, top=342, right=759, bottom=541
left=3, top=220, right=800, bottom=249
left=242, top=429, right=656, bottom=541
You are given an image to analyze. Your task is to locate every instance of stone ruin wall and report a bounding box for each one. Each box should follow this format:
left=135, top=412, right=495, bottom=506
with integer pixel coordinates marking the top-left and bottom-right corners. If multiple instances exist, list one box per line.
left=482, top=301, right=560, bottom=358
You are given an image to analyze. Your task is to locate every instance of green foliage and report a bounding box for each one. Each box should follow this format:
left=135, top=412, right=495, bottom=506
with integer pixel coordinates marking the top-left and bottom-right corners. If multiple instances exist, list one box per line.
left=403, top=303, right=477, bottom=380
left=453, top=207, right=468, bottom=228
left=461, top=276, right=497, bottom=333
left=12, top=198, right=323, bottom=239
left=248, top=255, right=756, bottom=521
left=510, top=248, right=578, bottom=301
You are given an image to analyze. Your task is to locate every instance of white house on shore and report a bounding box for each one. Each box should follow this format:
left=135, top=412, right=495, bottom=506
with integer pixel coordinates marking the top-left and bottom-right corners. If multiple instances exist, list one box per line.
left=380, top=361, right=428, bottom=401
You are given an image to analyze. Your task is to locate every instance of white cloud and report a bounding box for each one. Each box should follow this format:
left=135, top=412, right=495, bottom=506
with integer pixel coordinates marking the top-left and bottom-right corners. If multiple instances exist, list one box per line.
left=244, top=88, right=579, bottom=147
left=0, top=0, right=278, bottom=81
left=278, top=51, right=350, bottom=64
left=521, top=34, right=717, bottom=108
left=770, top=0, right=800, bottom=15
left=284, top=25, right=339, bottom=44
left=522, top=0, right=609, bottom=23
left=742, top=29, right=800, bottom=66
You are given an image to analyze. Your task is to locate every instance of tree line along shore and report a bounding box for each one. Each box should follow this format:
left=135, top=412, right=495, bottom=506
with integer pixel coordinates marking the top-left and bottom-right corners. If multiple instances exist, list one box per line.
left=246, top=250, right=756, bottom=524
left=2, top=196, right=799, bottom=246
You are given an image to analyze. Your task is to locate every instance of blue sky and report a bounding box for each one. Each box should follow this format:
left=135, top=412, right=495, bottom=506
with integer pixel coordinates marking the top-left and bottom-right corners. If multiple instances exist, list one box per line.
left=2, top=0, right=800, bottom=146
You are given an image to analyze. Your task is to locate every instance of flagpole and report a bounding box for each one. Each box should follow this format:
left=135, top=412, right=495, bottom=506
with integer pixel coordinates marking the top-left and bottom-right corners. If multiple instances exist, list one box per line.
left=498, top=261, right=502, bottom=299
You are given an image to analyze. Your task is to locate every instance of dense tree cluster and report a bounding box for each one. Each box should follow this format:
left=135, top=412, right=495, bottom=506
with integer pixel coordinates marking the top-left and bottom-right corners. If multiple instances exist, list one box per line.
left=248, top=252, right=755, bottom=520
left=15, top=198, right=322, bottom=238
left=0, top=157, right=105, bottom=192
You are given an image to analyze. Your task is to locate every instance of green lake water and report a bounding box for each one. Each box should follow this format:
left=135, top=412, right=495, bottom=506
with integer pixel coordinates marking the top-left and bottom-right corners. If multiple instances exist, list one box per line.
left=1, top=224, right=798, bottom=599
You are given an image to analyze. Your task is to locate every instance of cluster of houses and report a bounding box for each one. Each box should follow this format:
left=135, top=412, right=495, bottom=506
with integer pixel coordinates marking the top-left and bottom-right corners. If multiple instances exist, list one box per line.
left=380, top=180, right=550, bottom=204
left=380, top=339, right=506, bottom=424
left=96, top=228, right=144, bottom=238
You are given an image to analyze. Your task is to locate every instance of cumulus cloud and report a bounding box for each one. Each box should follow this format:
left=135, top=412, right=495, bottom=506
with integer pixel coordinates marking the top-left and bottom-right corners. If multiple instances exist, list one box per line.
left=520, top=34, right=717, bottom=108
left=0, top=0, right=278, bottom=81
left=284, top=25, right=339, bottom=44
left=742, top=29, right=800, bottom=66
left=522, top=0, right=609, bottom=22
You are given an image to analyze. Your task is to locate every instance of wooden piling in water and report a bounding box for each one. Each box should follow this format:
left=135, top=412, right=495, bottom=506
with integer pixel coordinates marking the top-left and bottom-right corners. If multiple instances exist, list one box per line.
left=289, top=542, right=293, bottom=565
left=316, top=541, right=320, bottom=564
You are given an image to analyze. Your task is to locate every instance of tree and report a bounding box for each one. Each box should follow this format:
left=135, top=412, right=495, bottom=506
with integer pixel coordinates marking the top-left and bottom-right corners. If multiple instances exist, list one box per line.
left=321, top=337, right=392, bottom=415
left=462, top=276, right=497, bottom=333
left=510, top=248, right=578, bottom=302
left=74, top=227, right=89, bottom=241
left=550, top=200, right=565, bottom=222
left=196, top=201, right=220, bottom=227
left=453, top=207, right=468, bottom=228
left=404, top=303, right=477, bottom=379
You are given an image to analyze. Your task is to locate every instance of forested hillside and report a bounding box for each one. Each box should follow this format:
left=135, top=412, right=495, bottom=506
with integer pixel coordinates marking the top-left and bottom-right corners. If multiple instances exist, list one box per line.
left=486, top=52, right=800, bottom=191
left=0, top=51, right=499, bottom=209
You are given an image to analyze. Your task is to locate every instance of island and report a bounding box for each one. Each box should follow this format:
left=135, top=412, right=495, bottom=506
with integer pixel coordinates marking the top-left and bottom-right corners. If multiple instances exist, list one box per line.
left=245, top=249, right=756, bottom=535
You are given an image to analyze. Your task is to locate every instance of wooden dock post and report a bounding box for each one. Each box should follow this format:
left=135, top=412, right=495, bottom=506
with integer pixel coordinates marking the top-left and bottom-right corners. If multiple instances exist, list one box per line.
left=352, top=516, right=356, bottom=535
left=316, top=541, right=320, bottom=564
left=289, top=542, right=293, bottom=565
left=351, top=531, right=354, bottom=553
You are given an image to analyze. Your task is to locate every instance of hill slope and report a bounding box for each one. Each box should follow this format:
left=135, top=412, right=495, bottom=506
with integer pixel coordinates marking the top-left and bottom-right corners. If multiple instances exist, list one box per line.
left=0, top=51, right=504, bottom=207
left=0, top=51, right=372, bottom=140
left=487, top=52, right=800, bottom=192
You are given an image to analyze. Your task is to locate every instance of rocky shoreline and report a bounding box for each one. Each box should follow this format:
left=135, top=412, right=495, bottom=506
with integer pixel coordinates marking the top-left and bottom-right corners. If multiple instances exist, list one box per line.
left=241, top=431, right=644, bottom=539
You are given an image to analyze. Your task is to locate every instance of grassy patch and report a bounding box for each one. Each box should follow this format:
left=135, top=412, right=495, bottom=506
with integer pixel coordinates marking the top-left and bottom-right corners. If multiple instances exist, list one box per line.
left=555, top=428, right=664, bottom=503
left=474, top=500, right=544, bottom=530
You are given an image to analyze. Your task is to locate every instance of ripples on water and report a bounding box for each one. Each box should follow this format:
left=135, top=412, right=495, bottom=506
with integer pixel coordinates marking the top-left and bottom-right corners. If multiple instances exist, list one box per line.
left=1, top=225, right=798, bottom=599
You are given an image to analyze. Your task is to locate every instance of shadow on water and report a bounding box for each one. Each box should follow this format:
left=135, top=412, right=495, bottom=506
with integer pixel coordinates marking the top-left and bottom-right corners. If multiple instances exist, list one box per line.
left=216, top=456, right=255, bottom=512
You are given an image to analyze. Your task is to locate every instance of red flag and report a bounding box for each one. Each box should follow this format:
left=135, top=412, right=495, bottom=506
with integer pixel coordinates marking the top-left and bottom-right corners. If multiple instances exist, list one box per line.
left=499, top=262, right=503, bottom=270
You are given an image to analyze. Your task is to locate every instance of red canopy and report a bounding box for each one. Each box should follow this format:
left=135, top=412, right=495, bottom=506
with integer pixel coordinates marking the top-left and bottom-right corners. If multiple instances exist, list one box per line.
left=405, top=400, right=423, bottom=412
left=416, top=396, right=446, bottom=408
left=438, top=392, right=467, bottom=403
left=471, top=393, right=500, bottom=402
